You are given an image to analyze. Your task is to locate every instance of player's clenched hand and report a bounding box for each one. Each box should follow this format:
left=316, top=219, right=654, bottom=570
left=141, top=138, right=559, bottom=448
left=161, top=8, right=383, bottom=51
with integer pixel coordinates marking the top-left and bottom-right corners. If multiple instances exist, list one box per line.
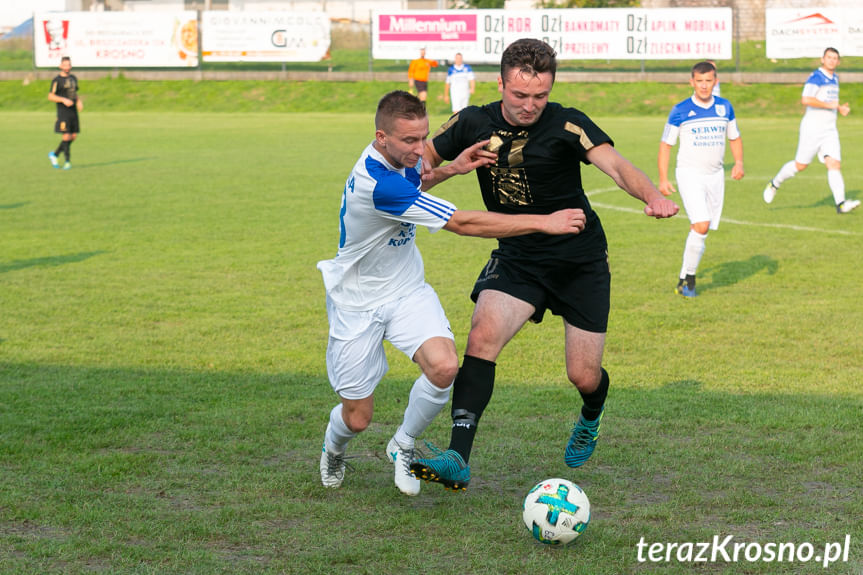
left=545, top=208, right=586, bottom=235
left=644, top=196, right=679, bottom=219
left=448, top=139, right=497, bottom=175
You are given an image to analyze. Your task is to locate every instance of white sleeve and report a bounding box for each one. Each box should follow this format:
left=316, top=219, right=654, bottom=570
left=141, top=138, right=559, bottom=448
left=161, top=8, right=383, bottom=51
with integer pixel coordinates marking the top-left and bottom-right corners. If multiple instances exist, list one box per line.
left=661, top=123, right=679, bottom=146
left=727, top=118, right=740, bottom=141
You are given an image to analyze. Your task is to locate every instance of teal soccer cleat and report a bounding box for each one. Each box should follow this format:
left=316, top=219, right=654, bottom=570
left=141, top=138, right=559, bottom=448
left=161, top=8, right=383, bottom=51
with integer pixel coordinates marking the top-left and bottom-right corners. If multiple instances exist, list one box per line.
left=565, top=407, right=604, bottom=468
left=410, top=443, right=470, bottom=491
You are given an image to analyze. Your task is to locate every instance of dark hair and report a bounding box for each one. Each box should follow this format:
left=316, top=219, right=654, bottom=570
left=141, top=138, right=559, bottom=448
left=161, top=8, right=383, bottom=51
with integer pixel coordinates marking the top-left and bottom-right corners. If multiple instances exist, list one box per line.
left=500, top=38, right=557, bottom=86
left=375, top=90, right=427, bottom=132
left=61, top=56, right=71, bottom=63
left=691, top=60, right=716, bottom=76
left=824, top=47, right=840, bottom=57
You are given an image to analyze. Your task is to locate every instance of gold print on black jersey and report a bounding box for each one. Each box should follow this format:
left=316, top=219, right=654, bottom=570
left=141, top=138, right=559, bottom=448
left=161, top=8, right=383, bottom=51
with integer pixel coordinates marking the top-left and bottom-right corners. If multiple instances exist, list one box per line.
left=509, top=137, right=527, bottom=165
left=485, top=129, right=529, bottom=166
left=487, top=133, right=505, bottom=153
left=486, top=129, right=532, bottom=206
left=490, top=166, right=532, bottom=206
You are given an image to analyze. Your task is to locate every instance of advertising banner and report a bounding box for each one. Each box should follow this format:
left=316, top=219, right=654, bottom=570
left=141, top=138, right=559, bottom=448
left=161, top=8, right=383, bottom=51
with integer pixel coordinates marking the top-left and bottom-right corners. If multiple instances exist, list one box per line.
left=201, top=11, right=330, bottom=62
left=34, top=11, right=198, bottom=68
left=766, top=9, right=863, bottom=59
left=372, top=8, right=732, bottom=63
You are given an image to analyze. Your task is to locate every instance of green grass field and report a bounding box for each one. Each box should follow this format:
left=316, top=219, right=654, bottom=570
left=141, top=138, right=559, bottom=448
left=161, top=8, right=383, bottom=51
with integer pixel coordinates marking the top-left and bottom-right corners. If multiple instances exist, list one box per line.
left=1, top=105, right=861, bottom=574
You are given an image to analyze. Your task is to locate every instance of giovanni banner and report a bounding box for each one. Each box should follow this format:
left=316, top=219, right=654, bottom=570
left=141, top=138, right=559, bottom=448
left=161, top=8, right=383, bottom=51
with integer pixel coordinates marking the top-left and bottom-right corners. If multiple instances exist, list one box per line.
left=766, top=9, right=863, bottom=59
left=372, top=8, right=732, bottom=63
left=34, top=11, right=198, bottom=67
left=201, top=11, right=330, bottom=62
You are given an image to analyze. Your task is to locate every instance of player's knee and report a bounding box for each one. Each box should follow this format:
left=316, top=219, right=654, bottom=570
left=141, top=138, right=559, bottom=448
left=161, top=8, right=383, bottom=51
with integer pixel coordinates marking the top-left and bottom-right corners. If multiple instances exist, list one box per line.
left=426, top=356, right=459, bottom=389
left=825, top=158, right=841, bottom=170
left=691, top=222, right=709, bottom=235
left=465, top=325, right=503, bottom=359
left=795, top=162, right=808, bottom=171
left=567, top=366, right=601, bottom=393
left=342, top=407, right=372, bottom=433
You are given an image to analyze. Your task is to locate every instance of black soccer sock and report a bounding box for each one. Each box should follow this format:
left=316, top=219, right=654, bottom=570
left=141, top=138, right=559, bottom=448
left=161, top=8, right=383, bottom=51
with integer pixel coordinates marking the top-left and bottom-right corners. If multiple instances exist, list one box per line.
left=579, top=367, right=609, bottom=421
left=447, top=355, right=496, bottom=463
left=64, top=140, right=72, bottom=162
left=55, top=141, right=66, bottom=157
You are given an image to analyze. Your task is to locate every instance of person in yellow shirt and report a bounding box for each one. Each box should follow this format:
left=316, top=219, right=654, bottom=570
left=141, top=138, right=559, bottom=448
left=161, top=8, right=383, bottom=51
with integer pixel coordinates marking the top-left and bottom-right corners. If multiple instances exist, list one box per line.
left=408, top=48, right=438, bottom=104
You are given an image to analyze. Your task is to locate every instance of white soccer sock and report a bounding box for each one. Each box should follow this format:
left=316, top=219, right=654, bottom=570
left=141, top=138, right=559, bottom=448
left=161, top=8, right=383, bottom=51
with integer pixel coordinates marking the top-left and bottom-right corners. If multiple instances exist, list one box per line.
left=828, top=170, right=845, bottom=205
left=395, top=373, right=452, bottom=446
left=772, top=161, right=799, bottom=187
left=679, top=229, right=707, bottom=278
left=325, top=403, right=355, bottom=454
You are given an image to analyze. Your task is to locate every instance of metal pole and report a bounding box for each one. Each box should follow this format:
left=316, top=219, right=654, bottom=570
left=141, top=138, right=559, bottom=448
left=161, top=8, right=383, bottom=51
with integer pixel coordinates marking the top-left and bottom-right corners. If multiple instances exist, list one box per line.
left=734, top=5, right=741, bottom=74
left=368, top=14, right=373, bottom=74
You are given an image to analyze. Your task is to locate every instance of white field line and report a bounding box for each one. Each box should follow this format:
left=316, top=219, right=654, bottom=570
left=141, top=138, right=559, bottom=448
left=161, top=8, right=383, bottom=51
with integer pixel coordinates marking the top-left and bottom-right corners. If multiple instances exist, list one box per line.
left=586, top=188, right=860, bottom=236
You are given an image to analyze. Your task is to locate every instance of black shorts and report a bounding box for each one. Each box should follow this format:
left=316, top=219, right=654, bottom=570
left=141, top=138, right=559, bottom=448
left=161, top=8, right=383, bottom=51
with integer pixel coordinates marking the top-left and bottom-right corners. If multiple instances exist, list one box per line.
left=414, top=80, right=428, bottom=93
left=470, top=250, right=611, bottom=333
left=55, top=109, right=79, bottom=134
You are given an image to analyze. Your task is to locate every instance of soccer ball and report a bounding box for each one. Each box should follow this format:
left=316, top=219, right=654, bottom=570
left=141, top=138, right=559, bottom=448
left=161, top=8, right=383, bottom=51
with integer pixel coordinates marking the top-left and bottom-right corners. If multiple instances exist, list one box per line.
left=522, top=478, right=590, bottom=546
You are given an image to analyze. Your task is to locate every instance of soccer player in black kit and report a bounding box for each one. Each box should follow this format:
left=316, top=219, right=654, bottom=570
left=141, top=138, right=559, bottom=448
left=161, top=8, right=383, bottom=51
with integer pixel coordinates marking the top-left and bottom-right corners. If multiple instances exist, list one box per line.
left=48, top=56, right=83, bottom=170
left=412, top=38, right=679, bottom=490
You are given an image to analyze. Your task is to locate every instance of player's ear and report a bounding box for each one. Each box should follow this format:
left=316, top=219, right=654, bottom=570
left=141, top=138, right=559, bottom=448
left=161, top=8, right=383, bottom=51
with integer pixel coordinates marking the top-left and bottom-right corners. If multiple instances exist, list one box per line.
left=375, top=128, right=387, bottom=146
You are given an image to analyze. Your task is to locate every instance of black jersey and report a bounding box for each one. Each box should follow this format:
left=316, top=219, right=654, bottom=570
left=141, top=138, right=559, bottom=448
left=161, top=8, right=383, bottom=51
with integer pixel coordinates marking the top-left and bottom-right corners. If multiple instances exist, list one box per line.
left=432, top=101, right=613, bottom=261
left=50, top=74, right=79, bottom=113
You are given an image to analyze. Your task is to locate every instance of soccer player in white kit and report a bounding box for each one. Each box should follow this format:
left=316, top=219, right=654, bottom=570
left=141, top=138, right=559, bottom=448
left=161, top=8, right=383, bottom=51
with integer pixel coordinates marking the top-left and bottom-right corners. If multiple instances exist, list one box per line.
left=763, top=47, right=859, bottom=214
left=444, top=52, right=476, bottom=113
left=659, top=61, right=744, bottom=298
left=317, top=90, right=586, bottom=495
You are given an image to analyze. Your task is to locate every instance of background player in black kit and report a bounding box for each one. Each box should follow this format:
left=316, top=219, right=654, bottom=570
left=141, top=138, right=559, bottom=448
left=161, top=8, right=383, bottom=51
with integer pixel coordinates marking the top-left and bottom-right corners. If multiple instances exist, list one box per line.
left=412, top=38, right=679, bottom=491
left=48, top=56, right=83, bottom=170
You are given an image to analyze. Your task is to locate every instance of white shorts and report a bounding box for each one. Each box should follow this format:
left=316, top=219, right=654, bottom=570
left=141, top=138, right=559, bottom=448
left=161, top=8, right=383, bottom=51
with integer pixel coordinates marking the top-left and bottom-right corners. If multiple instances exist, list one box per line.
left=450, top=91, right=470, bottom=113
left=796, top=119, right=841, bottom=165
left=676, top=168, right=725, bottom=230
left=325, top=283, right=454, bottom=400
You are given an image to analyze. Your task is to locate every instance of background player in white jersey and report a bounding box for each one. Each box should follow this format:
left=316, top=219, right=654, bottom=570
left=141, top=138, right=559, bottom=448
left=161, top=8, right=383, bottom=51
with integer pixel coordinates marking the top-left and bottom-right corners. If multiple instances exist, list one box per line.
left=659, top=61, right=744, bottom=298
left=317, top=90, right=587, bottom=495
left=445, top=52, right=476, bottom=114
left=763, top=47, right=859, bottom=214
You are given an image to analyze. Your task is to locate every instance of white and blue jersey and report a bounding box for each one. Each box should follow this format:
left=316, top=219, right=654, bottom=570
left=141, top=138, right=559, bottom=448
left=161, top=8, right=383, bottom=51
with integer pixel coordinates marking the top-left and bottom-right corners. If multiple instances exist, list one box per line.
left=795, top=67, right=842, bottom=164
left=801, top=67, right=839, bottom=127
left=446, top=63, right=475, bottom=111
left=661, top=95, right=740, bottom=174
left=317, top=142, right=456, bottom=311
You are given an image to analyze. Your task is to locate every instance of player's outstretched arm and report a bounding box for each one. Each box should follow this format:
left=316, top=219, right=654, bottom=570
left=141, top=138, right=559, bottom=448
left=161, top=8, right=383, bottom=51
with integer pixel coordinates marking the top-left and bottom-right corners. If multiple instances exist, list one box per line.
left=443, top=208, right=586, bottom=238
left=421, top=140, right=496, bottom=191
left=587, top=143, right=679, bottom=219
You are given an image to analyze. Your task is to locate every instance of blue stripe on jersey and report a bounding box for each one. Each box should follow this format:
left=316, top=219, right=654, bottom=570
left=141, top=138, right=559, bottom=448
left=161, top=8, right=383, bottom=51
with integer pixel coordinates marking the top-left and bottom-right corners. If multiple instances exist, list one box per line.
left=416, top=193, right=456, bottom=219
left=367, top=155, right=420, bottom=216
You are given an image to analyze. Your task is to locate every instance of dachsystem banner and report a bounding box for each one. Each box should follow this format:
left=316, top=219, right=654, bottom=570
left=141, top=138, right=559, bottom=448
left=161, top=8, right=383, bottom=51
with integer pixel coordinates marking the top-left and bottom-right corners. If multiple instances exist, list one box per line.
left=34, top=11, right=198, bottom=67
left=372, top=8, right=732, bottom=63
left=766, top=9, right=863, bottom=59
left=201, top=11, right=330, bottom=62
